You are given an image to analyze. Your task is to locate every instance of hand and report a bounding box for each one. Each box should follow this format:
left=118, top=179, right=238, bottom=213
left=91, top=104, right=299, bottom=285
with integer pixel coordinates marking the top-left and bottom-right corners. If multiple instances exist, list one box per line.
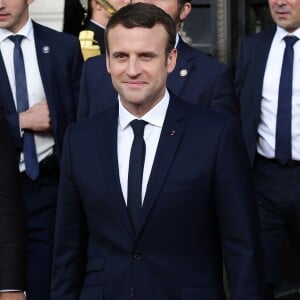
left=19, top=101, right=51, bottom=132
left=0, top=292, right=26, bottom=300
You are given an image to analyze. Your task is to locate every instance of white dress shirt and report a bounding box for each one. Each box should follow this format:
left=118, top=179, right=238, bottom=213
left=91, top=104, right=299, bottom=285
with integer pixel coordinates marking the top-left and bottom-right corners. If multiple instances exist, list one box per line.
left=0, top=19, right=54, bottom=171
left=90, top=19, right=105, bottom=30
left=258, top=26, right=300, bottom=160
left=118, top=91, right=169, bottom=205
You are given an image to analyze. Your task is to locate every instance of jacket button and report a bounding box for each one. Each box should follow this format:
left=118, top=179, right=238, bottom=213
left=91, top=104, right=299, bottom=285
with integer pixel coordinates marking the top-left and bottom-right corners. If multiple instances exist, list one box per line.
left=133, top=251, right=142, bottom=260
left=129, top=287, right=136, bottom=297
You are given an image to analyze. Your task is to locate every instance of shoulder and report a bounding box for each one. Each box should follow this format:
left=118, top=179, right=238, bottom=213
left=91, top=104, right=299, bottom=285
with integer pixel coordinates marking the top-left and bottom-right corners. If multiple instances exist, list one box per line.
left=170, top=93, right=234, bottom=131
left=178, top=38, right=230, bottom=72
left=240, top=26, right=276, bottom=47
left=33, top=21, right=80, bottom=46
left=85, top=54, right=106, bottom=68
left=82, top=55, right=108, bottom=80
left=68, top=104, right=117, bottom=135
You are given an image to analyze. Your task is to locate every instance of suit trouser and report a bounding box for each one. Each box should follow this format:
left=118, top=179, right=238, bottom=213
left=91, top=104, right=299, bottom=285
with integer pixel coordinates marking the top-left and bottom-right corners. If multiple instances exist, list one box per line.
left=253, top=155, right=300, bottom=289
left=20, top=155, right=59, bottom=300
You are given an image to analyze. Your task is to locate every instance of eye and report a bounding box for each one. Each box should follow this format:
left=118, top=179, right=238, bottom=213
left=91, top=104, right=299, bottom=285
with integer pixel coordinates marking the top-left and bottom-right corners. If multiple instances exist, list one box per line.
left=113, top=53, right=127, bottom=61
left=139, top=53, right=156, bottom=61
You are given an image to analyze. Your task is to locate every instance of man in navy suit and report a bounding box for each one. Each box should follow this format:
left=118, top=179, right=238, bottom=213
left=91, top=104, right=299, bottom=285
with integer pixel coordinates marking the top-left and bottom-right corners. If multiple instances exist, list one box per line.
left=0, top=0, right=83, bottom=299
left=235, top=0, right=300, bottom=297
left=77, top=0, right=238, bottom=120
left=52, top=4, right=264, bottom=300
left=0, top=107, right=26, bottom=300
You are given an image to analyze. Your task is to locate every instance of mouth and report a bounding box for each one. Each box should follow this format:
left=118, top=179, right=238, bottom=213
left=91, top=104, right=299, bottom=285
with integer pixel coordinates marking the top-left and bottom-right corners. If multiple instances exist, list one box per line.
left=0, top=13, right=9, bottom=21
left=123, top=80, right=148, bottom=89
left=275, top=10, right=290, bottom=18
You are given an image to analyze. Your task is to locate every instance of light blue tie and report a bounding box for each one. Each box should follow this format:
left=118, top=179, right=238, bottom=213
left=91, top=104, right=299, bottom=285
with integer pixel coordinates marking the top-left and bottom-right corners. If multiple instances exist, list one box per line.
left=9, top=35, right=39, bottom=180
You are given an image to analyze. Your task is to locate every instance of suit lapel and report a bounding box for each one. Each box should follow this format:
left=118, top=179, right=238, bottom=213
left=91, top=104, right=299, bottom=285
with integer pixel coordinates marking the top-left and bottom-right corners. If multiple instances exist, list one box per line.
left=98, top=104, right=135, bottom=238
left=135, top=96, right=185, bottom=237
left=251, top=27, right=276, bottom=118
left=33, top=23, right=54, bottom=103
left=33, top=22, right=58, bottom=135
left=167, top=38, right=193, bottom=96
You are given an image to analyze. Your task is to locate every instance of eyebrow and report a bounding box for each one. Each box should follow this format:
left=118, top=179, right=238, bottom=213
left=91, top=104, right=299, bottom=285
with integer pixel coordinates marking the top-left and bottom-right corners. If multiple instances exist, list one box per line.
left=111, top=51, right=158, bottom=57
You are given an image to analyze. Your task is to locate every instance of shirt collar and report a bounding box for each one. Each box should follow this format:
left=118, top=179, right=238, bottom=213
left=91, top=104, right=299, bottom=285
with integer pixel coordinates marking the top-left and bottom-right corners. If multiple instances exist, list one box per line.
left=118, top=90, right=170, bottom=131
left=0, top=18, right=34, bottom=43
left=174, top=33, right=179, bottom=48
left=276, top=25, right=300, bottom=42
left=90, top=19, right=105, bottom=30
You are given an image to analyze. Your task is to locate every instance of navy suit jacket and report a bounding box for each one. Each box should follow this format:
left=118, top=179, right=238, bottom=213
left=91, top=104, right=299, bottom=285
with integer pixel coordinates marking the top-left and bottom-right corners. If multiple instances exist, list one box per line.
left=235, top=26, right=276, bottom=165
left=77, top=37, right=238, bottom=120
left=0, top=107, right=25, bottom=290
left=52, top=94, right=264, bottom=300
left=0, top=21, right=83, bottom=160
left=84, top=21, right=106, bottom=54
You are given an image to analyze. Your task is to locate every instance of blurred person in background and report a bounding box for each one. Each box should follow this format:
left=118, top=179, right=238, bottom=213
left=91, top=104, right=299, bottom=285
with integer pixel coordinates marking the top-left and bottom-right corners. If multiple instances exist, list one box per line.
left=0, top=0, right=83, bottom=299
left=0, top=106, right=26, bottom=300
left=235, top=0, right=300, bottom=298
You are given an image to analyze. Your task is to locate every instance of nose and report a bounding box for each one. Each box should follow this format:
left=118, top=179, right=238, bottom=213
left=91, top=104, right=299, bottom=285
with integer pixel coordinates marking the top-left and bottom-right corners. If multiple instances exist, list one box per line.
left=275, top=0, right=287, bottom=5
left=127, top=58, right=141, bottom=78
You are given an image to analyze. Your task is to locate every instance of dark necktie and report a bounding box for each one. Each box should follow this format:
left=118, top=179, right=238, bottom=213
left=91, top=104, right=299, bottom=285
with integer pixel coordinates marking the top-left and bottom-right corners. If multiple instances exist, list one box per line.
left=127, top=119, right=147, bottom=233
left=275, top=35, right=298, bottom=165
left=9, top=35, right=39, bottom=180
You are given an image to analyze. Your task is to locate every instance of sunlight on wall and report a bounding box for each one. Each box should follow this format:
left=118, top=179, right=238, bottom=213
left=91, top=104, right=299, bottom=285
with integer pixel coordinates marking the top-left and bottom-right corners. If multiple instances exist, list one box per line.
left=29, top=1, right=64, bottom=31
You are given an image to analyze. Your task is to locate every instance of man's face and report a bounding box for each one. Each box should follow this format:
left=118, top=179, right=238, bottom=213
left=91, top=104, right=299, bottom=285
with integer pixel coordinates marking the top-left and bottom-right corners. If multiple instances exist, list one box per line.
left=109, top=0, right=130, bottom=11
left=93, top=0, right=130, bottom=16
left=0, top=0, right=33, bottom=33
left=131, top=0, right=191, bottom=30
left=269, top=0, right=300, bottom=32
left=106, top=24, right=177, bottom=117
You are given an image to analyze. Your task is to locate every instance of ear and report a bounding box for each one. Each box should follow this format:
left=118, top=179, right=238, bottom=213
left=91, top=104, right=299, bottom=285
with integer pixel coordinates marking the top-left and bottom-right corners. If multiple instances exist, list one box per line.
left=167, top=48, right=177, bottom=74
left=106, top=51, right=111, bottom=74
left=94, top=0, right=105, bottom=10
left=179, top=3, right=191, bottom=21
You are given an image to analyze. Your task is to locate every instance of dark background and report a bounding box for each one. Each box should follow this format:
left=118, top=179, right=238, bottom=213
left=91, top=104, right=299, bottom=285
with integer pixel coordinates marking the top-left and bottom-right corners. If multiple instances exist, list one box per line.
left=182, top=0, right=274, bottom=69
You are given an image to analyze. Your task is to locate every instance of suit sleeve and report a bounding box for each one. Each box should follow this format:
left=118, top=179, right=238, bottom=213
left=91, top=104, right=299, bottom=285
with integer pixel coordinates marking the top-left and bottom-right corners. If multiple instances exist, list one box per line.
left=0, top=108, right=26, bottom=290
left=234, top=38, right=248, bottom=105
left=70, top=38, right=84, bottom=119
left=214, top=119, right=264, bottom=299
left=51, top=125, right=87, bottom=300
left=209, top=64, right=240, bottom=118
left=77, top=60, right=90, bottom=121
left=5, top=112, right=23, bottom=150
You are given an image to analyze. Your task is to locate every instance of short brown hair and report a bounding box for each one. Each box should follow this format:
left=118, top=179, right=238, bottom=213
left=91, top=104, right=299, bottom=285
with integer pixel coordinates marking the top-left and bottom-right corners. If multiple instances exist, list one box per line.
left=105, top=3, right=176, bottom=56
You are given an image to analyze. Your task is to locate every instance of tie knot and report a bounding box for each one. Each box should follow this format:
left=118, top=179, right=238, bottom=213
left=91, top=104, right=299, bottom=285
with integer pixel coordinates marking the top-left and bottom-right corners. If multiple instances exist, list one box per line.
left=8, top=35, right=24, bottom=47
left=130, top=119, right=147, bottom=137
left=284, top=35, right=298, bottom=47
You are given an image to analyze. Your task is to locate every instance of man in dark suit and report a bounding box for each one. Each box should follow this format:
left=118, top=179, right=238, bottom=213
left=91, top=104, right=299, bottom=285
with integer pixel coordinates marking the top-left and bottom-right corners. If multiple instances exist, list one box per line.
left=52, top=4, right=264, bottom=300
left=235, top=0, right=300, bottom=297
left=0, top=1, right=83, bottom=299
left=63, top=0, right=129, bottom=56
left=77, top=0, right=237, bottom=120
left=0, top=107, right=26, bottom=300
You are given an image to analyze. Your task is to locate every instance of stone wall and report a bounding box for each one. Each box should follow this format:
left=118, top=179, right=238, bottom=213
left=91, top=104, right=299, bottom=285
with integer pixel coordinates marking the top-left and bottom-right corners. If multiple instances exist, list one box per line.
left=29, top=1, right=64, bottom=32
